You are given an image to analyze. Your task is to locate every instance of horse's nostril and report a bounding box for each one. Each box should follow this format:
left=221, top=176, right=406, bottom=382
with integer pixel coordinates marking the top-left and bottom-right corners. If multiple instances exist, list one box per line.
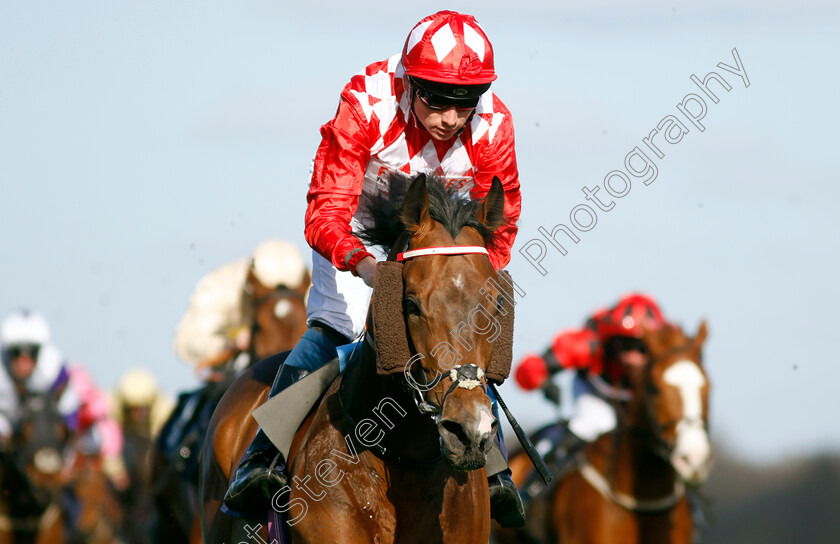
left=441, top=420, right=470, bottom=448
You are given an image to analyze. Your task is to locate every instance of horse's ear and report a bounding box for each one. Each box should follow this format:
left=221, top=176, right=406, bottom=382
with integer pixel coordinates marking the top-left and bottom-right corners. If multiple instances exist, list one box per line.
left=244, top=265, right=261, bottom=295
left=400, top=173, right=431, bottom=231
left=476, top=177, right=506, bottom=232
left=695, top=320, right=709, bottom=347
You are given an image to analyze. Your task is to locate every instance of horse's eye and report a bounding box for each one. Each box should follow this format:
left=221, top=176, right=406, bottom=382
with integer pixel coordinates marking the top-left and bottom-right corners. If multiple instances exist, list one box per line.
left=403, top=297, right=422, bottom=317
left=496, top=295, right=504, bottom=313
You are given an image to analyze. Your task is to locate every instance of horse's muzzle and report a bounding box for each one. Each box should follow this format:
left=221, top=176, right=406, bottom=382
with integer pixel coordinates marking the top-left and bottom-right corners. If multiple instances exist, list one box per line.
left=437, top=405, right=498, bottom=471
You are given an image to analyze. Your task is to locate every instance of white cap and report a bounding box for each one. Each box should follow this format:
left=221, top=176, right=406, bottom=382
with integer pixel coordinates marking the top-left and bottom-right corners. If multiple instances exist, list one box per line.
left=1, top=309, right=51, bottom=347
left=251, top=240, right=307, bottom=289
left=117, top=368, right=158, bottom=407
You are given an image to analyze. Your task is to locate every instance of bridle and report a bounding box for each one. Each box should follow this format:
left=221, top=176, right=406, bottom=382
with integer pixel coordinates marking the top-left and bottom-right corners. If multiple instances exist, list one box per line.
left=339, top=243, right=495, bottom=465
left=393, top=243, right=492, bottom=420
left=639, top=341, right=706, bottom=462
left=578, top=339, right=705, bottom=513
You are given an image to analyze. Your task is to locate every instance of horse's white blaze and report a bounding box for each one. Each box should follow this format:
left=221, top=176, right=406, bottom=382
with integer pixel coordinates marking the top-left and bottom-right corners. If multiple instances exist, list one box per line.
left=664, top=359, right=711, bottom=484
left=477, top=407, right=494, bottom=436
left=663, top=360, right=705, bottom=419
left=274, top=299, right=293, bottom=319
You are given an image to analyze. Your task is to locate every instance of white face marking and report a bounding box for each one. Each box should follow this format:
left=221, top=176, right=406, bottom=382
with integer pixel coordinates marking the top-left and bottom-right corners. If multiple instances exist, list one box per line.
left=663, top=359, right=706, bottom=421
left=663, top=359, right=711, bottom=484
left=452, top=274, right=465, bottom=291
left=273, top=299, right=293, bottom=319
left=477, top=408, right=494, bottom=436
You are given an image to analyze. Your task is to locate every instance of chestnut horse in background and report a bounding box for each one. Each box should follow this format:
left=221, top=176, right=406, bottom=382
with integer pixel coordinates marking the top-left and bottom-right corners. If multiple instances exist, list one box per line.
left=498, top=322, right=711, bottom=544
left=153, top=268, right=309, bottom=544
left=0, top=392, right=70, bottom=544
left=200, top=174, right=512, bottom=543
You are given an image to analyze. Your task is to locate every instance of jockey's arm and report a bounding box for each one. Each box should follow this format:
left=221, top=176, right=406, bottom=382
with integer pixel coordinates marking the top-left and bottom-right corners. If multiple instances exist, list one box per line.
left=470, top=108, right=521, bottom=269
left=305, top=96, right=377, bottom=275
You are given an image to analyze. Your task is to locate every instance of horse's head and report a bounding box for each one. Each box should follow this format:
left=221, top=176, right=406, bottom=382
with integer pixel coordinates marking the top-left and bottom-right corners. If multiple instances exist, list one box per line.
left=642, top=322, right=712, bottom=485
left=362, top=173, right=509, bottom=471
left=245, top=267, right=310, bottom=361
left=8, top=391, right=70, bottom=507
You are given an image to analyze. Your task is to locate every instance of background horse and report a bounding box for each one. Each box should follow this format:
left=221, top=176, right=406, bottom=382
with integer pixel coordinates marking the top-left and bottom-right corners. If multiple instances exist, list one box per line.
left=200, top=174, right=513, bottom=543
left=0, top=392, right=69, bottom=544
left=63, top=453, right=123, bottom=544
left=498, top=322, right=711, bottom=544
left=152, top=269, right=309, bottom=544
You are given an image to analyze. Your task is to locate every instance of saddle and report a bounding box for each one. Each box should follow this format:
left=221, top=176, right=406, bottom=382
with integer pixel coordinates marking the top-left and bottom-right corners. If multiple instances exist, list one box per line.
left=521, top=422, right=582, bottom=500
left=253, top=342, right=363, bottom=460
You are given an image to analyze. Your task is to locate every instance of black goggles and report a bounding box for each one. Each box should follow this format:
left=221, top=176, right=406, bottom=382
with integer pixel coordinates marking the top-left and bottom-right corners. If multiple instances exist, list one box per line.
left=415, top=86, right=480, bottom=112
left=7, top=344, right=40, bottom=359
left=612, top=336, right=647, bottom=354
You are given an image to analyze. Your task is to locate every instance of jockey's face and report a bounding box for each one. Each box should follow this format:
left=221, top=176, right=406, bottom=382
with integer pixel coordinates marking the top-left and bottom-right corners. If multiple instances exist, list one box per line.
left=6, top=344, right=39, bottom=382
left=413, top=93, right=474, bottom=141
left=611, top=336, right=648, bottom=369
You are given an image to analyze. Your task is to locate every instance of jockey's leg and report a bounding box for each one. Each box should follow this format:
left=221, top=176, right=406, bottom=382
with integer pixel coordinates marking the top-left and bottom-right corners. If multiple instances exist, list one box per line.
left=224, top=322, right=349, bottom=513
left=485, top=388, right=526, bottom=528
left=226, top=252, right=368, bottom=513
left=565, top=372, right=616, bottom=447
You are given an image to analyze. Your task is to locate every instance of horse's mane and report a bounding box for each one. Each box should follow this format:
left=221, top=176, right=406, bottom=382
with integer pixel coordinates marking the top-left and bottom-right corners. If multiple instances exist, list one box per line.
left=355, top=173, right=501, bottom=254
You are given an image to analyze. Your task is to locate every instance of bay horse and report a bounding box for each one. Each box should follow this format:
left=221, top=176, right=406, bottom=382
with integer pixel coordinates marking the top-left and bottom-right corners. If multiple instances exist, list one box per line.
left=0, top=392, right=70, bottom=544
left=497, top=322, right=711, bottom=544
left=200, top=173, right=514, bottom=543
left=63, top=453, right=124, bottom=544
left=152, top=268, right=310, bottom=544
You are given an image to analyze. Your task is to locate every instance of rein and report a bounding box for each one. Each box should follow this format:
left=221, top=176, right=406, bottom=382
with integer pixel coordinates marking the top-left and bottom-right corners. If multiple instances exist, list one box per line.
left=337, top=336, right=444, bottom=468
left=577, top=458, right=685, bottom=513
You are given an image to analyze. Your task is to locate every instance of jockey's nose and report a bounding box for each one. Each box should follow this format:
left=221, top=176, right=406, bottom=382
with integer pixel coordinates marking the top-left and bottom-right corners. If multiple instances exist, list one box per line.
left=440, top=107, right=459, bottom=127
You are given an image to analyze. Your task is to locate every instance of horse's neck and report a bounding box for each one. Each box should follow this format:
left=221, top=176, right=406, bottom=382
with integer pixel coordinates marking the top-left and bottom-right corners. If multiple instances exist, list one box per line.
left=343, top=342, right=442, bottom=462
left=590, top=402, right=676, bottom=498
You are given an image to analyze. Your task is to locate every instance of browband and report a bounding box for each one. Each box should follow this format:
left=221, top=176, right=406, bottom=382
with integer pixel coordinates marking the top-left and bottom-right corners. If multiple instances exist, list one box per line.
left=397, top=246, right=489, bottom=261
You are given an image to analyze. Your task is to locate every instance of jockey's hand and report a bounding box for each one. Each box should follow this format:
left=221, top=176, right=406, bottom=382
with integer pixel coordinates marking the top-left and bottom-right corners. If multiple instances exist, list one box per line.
left=542, top=381, right=561, bottom=406
left=356, top=256, right=377, bottom=288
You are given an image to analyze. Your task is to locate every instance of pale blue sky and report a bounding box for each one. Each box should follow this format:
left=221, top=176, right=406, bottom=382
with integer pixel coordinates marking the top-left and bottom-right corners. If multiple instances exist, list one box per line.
left=2, top=1, right=837, bottom=464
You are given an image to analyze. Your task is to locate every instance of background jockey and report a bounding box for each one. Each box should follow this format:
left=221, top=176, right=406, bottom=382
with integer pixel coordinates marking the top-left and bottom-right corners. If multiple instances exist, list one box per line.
left=173, top=238, right=309, bottom=379
left=224, top=10, right=525, bottom=528
left=111, top=367, right=174, bottom=440
left=66, top=362, right=128, bottom=489
left=0, top=309, right=81, bottom=448
left=514, top=293, right=667, bottom=462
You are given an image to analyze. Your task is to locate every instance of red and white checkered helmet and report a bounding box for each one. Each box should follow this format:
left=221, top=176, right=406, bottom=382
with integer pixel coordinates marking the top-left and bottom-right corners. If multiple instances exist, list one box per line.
left=402, top=11, right=497, bottom=87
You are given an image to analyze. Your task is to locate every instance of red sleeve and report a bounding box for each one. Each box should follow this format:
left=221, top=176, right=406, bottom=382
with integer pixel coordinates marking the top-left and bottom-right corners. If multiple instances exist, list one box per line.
left=470, top=98, right=521, bottom=270
left=549, top=328, right=602, bottom=371
left=515, top=353, right=549, bottom=390
left=305, top=95, right=376, bottom=272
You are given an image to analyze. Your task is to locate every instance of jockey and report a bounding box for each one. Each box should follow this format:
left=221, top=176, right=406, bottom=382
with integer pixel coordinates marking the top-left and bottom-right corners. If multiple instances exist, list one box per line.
left=224, top=10, right=525, bottom=527
left=173, top=239, right=309, bottom=377
left=66, top=363, right=129, bottom=489
left=111, top=367, right=174, bottom=439
left=515, top=293, right=666, bottom=461
left=0, top=309, right=81, bottom=448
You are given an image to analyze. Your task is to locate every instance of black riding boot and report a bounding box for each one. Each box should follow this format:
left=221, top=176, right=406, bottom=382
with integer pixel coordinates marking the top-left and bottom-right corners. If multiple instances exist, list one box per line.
left=223, top=364, right=310, bottom=513
left=488, top=404, right=526, bottom=528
